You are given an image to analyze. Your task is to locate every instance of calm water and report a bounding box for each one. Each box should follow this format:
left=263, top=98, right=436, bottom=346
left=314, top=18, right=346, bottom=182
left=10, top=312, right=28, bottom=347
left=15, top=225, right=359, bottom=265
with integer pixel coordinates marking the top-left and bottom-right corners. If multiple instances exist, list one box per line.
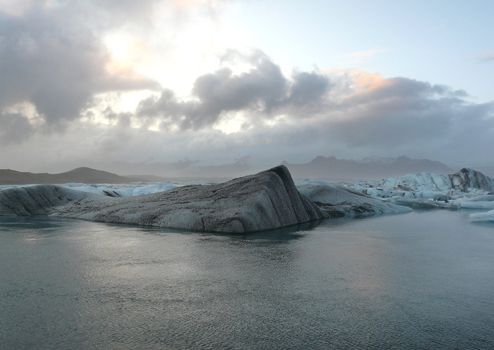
left=1, top=211, right=494, bottom=350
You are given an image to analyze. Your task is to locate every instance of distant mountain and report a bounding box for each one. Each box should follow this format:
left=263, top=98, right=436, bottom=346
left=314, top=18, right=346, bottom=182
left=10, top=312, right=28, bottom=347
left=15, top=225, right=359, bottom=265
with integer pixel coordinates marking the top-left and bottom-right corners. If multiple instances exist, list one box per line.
left=0, top=167, right=138, bottom=184
left=5, top=156, right=453, bottom=184
left=108, top=157, right=253, bottom=180
left=283, top=156, right=452, bottom=180
left=126, top=174, right=168, bottom=182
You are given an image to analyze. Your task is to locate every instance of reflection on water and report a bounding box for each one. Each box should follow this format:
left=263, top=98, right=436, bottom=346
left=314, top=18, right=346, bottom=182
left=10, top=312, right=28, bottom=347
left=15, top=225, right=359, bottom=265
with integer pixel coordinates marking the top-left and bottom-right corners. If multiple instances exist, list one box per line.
left=1, top=212, right=494, bottom=349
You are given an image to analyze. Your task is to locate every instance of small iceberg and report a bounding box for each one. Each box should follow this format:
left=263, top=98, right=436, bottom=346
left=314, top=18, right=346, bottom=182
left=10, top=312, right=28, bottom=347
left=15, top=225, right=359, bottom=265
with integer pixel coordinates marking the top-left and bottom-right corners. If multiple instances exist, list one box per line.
left=470, top=209, right=494, bottom=223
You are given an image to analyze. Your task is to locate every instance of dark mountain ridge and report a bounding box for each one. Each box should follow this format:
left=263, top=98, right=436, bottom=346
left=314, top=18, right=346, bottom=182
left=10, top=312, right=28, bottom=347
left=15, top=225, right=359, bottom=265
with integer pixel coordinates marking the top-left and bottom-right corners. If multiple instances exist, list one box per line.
left=0, top=167, right=134, bottom=184
left=283, top=156, right=452, bottom=180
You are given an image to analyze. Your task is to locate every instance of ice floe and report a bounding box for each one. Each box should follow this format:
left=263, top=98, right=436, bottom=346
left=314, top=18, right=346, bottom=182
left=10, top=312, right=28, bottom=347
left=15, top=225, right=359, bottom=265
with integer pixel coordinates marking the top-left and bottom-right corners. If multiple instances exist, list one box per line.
left=470, top=209, right=494, bottom=223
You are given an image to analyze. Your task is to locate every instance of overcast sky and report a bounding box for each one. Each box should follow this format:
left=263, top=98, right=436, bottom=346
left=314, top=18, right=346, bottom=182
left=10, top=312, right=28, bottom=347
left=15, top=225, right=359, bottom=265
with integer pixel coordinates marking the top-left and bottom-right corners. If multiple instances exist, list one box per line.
left=0, top=0, right=493, bottom=172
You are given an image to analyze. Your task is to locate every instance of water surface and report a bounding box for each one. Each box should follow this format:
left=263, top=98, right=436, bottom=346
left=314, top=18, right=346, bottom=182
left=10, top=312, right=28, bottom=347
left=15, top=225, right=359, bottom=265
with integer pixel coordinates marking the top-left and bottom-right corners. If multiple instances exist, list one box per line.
left=1, top=211, right=494, bottom=349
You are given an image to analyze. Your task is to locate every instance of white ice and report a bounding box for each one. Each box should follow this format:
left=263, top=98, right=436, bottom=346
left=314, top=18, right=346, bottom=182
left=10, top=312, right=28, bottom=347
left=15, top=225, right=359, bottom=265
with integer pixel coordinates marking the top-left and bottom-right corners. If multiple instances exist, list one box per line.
left=61, top=182, right=179, bottom=197
left=0, top=182, right=180, bottom=197
left=344, top=169, right=494, bottom=222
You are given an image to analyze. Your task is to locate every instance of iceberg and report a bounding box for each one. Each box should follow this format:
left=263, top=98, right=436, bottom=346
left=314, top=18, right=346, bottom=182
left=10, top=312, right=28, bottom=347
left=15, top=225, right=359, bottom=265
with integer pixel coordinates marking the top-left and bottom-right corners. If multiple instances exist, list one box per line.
left=350, top=168, right=493, bottom=203
left=344, top=168, right=494, bottom=220
left=455, top=196, right=494, bottom=210
left=297, top=181, right=411, bottom=218
left=470, top=209, right=494, bottom=223
left=449, top=168, right=493, bottom=192
left=1, top=165, right=492, bottom=231
left=0, top=166, right=327, bottom=233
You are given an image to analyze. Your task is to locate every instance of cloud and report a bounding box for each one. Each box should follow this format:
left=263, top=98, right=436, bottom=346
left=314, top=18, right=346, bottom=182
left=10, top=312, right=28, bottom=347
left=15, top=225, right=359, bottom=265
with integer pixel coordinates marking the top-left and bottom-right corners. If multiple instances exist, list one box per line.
left=0, top=0, right=160, bottom=22
left=329, top=78, right=491, bottom=147
left=134, top=50, right=493, bottom=155
left=0, top=111, right=34, bottom=144
left=478, top=53, right=494, bottom=63
left=0, top=7, right=158, bottom=128
left=137, top=50, right=330, bottom=129
left=133, top=58, right=494, bottom=163
left=1, top=44, right=493, bottom=167
left=285, top=71, right=330, bottom=111
left=0, top=0, right=236, bottom=135
left=333, top=75, right=481, bottom=142
left=0, top=0, right=493, bottom=169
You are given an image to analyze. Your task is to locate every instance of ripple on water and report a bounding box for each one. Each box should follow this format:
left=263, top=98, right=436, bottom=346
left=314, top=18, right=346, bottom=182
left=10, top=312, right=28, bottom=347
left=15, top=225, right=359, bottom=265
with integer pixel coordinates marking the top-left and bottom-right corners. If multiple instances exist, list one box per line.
left=1, top=211, right=494, bottom=349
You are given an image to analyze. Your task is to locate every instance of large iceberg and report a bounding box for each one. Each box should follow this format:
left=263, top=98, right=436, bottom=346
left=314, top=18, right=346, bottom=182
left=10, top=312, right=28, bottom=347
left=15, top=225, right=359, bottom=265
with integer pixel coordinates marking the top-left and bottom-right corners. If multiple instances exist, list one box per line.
left=0, top=166, right=327, bottom=233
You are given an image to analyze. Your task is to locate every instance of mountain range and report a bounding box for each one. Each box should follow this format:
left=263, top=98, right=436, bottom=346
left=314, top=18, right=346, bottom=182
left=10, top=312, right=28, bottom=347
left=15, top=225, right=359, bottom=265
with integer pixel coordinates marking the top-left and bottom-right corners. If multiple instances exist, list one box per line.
left=283, top=156, right=452, bottom=180
left=0, top=156, right=458, bottom=184
left=0, top=167, right=138, bottom=185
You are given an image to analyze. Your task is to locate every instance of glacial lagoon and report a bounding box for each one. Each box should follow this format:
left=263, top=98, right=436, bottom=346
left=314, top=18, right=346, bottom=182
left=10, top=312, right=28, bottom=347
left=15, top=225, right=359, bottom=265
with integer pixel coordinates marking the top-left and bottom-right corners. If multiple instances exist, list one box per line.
left=1, top=211, right=494, bottom=349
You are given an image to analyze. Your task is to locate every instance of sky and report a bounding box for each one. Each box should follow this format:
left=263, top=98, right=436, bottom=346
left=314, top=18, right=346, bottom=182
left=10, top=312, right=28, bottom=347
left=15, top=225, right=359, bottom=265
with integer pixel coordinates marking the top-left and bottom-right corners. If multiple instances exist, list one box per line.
left=0, top=0, right=493, bottom=173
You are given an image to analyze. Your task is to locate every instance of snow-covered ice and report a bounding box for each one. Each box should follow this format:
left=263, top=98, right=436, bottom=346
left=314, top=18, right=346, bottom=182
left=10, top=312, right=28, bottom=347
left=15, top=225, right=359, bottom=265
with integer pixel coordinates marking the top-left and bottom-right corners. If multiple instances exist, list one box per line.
left=61, top=182, right=180, bottom=197
left=342, top=168, right=494, bottom=222
left=295, top=167, right=494, bottom=221
left=1, top=182, right=180, bottom=197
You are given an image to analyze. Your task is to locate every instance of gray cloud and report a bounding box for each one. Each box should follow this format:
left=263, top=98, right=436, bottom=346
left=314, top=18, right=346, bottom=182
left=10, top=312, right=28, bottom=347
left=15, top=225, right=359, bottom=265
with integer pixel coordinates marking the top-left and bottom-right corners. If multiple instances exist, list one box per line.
left=135, top=51, right=494, bottom=155
left=327, top=77, right=484, bottom=147
left=114, top=51, right=494, bottom=166
left=0, top=0, right=493, bottom=169
left=0, top=2, right=158, bottom=128
left=100, top=60, right=480, bottom=167
left=0, top=112, right=34, bottom=144
left=137, top=50, right=330, bottom=129
left=136, top=59, right=492, bottom=163
left=285, top=71, right=330, bottom=110
left=1, top=42, right=493, bottom=167
left=0, top=0, right=233, bottom=135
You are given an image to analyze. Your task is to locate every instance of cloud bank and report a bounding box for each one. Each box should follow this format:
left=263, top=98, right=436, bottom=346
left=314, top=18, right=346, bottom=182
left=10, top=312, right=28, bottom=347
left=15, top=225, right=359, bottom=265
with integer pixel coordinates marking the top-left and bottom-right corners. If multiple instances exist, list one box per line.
left=0, top=1, right=493, bottom=171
